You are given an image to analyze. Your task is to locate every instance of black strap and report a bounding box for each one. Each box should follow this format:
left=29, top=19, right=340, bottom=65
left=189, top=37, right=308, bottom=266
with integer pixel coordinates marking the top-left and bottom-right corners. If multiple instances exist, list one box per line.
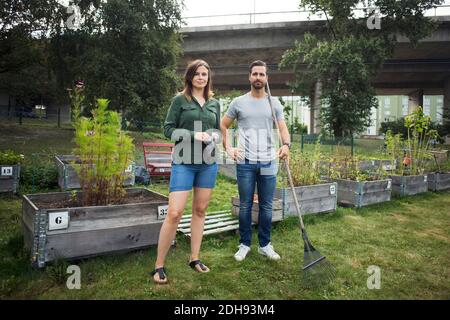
left=189, top=260, right=207, bottom=271
left=151, top=267, right=166, bottom=280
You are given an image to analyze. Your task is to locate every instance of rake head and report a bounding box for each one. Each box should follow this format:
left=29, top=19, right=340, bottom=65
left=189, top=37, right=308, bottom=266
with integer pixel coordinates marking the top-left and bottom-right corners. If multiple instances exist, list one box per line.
left=301, top=230, right=336, bottom=287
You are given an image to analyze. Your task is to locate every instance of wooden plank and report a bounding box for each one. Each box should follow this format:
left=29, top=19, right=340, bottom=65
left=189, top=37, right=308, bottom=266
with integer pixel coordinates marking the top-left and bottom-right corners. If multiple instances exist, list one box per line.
left=361, top=180, right=392, bottom=193
left=178, top=219, right=239, bottom=233
left=284, top=195, right=336, bottom=216
left=435, top=172, right=450, bottom=191
left=178, top=216, right=236, bottom=228
left=276, top=183, right=336, bottom=202
left=45, top=222, right=162, bottom=262
left=188, top=224, right=239, bottom=237
left=391, top=175, right=428, bottom=196
left=360, top=190, right=391, bottom=206
left=0, top=165, right=20, bottom=193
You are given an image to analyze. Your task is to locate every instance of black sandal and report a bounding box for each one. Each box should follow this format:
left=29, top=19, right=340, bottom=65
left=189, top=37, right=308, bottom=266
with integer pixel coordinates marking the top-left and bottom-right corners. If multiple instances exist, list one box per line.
left=189, top=260, right=209, bottom=273
left=150, top=267, right=168, bottom=284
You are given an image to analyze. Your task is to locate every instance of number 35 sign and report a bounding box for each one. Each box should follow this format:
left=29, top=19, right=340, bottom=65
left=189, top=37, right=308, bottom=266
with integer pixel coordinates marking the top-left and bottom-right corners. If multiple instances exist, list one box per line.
left=158, top=205, right=168, bottom=220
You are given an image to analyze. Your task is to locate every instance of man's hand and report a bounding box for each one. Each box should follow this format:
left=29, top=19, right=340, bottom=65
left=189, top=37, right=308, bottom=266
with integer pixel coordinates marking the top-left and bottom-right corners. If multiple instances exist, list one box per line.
left=226, top=147, right=244, bottom=161
left=278, top=145, right=289, bottom=160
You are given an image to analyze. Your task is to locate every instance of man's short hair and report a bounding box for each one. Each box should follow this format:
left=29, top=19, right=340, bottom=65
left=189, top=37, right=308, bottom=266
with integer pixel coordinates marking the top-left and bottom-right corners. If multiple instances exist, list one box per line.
left=249, top=60, right=267, bottom=74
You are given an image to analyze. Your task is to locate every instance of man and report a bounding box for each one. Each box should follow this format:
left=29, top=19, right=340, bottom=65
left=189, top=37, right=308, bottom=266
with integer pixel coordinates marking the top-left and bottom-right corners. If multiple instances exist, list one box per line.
left=220, top=60, right=291, bottom=261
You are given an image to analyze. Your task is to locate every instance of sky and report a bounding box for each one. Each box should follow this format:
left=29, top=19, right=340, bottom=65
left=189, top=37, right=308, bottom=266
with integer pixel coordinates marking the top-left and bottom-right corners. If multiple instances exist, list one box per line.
left=182, top=0, right=301, bottom=17
left=181, top=0, right=450, bottom=27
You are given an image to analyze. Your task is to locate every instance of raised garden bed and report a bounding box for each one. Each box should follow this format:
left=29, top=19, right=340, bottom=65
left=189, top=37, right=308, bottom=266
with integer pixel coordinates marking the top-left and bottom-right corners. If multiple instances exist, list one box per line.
left=389, top=174, right=428, bottom=196
left=274, top=182, right=338, bottom=217
left=22, top=188, right=168, bottom=268
left=55, top=155, right=135, bottom=190
left=0, top=164, right=20, bottom=193
left=427, top=172, right=450, bottom=191
left=328, top=178, right=392, bottom=208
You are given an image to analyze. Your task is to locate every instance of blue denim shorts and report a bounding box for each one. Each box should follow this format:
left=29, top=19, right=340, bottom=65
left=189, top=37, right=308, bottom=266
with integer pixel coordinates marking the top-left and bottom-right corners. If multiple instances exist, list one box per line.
left=169, top=163, right=218, bottom=192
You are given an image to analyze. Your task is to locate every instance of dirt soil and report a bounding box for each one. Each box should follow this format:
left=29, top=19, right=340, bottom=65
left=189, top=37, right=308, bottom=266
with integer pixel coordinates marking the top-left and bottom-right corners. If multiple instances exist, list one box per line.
left=32, top=191, right=165, bottom=209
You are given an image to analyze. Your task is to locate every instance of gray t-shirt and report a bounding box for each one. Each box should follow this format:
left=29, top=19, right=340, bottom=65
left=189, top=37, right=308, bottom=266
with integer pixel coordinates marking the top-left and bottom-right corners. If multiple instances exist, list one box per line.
left=225, top=92, right=284, bottom=162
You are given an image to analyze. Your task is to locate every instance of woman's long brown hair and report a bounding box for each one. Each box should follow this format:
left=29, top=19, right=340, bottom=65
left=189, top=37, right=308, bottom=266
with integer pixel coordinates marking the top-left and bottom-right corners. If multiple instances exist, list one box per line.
left=182, top=59, right=213, bottom=101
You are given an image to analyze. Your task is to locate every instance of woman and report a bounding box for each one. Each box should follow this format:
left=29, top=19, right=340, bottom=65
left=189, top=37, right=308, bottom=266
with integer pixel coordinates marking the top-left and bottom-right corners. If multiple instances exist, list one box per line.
left=151, top=59, right=221, bottom=284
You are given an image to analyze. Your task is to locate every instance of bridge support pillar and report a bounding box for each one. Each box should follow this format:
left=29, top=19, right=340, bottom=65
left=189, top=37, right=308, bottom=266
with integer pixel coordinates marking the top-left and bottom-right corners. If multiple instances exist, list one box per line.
left=444, top=77, right=450, bottom=121
left=309, top=81, right=322, bottom=134
left=408, top=89, right=424, bottom=113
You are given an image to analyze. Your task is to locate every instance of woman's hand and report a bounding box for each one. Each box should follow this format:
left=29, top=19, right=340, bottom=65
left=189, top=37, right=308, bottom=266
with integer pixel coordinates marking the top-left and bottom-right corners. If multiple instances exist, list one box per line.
left=194, top=132, right=212, bottom=142
left=226, top=147, right=244, bottom=161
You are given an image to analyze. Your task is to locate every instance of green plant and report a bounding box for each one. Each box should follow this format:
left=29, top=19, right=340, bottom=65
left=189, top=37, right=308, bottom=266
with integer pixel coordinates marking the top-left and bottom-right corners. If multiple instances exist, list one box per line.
left=404, top=107, right=439, bottom=175
left=290, top=136, right=323, bottom=185
left=73, top=98, right=135, bottom=206
left=384, top=130, right=404, bottom=176
left=20, top=162, right=58, bottom=190
left=0, top=150, right=23, bottom=165
left=292, top=117, right=308, bottom=134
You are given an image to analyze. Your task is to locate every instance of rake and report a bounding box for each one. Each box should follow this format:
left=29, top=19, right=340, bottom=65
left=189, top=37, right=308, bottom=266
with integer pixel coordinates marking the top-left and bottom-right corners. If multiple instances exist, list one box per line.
left=266, top=81, right=336, bottom=286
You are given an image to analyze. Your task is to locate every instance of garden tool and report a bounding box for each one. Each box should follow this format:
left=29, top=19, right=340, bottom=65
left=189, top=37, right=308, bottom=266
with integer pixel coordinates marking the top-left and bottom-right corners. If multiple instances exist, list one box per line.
left=266, top=81, right=335, bottom=286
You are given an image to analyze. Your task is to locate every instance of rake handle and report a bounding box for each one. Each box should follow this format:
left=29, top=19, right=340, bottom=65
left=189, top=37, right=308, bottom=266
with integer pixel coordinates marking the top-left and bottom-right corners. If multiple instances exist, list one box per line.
left=265, top=82, right=306, bottom=230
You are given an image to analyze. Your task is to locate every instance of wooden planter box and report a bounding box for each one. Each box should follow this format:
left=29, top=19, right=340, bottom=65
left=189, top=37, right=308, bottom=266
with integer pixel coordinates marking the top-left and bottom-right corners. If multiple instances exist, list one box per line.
left=231, top=196, right=283, bottom=223
left=427, top=172, right=450, bottom=191
left=274, top=182, right=337, bottom=217
left=389, top=174, right=428, bottom=196
left=0, top=164, right=20, bottom=193
left=55, top=155, right=135, bottom=191
left=329, top=178, right=392, bottom=208
left=22, top=188, right=168, bottom=268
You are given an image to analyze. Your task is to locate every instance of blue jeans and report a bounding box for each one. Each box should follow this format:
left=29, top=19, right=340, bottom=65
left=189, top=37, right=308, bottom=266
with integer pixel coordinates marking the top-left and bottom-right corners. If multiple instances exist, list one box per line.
left=236, top=159, right=277, bottom=247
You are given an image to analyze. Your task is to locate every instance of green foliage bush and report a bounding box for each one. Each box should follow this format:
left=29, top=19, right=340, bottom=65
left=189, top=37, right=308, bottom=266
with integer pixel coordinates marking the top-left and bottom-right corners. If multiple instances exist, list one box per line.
left=20, top=162, right=58, bottom=190
left=0, top=150, right=23, bottom=165
left=73, top=98, right=135, bottom=206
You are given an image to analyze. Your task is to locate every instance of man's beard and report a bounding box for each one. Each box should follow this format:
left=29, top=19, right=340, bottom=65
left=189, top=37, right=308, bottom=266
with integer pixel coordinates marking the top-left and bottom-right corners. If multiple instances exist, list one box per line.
left=251, top=81, right=264, bottom=90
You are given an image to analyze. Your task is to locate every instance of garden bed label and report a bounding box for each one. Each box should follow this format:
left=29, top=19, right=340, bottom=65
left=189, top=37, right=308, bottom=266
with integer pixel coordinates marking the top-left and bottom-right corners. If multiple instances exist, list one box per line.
left=125, top=164, right=133, bottom=173
left=1, top=166, right=13, bottom=176
left=158, top=205, right=168, bottom=220
left=387, top=180, right=392, bottom=189
left=424, top=175, right=427, bottom=182
left=329, top=185, right=336, bottom=195
left=48, top=211, right=69, bottom=231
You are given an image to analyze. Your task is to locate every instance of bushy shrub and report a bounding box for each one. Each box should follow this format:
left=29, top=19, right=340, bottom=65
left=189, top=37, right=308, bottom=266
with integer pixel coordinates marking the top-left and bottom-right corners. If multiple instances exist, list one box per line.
left=20, top=162, right=58, bottom=190
left=0, top=150, right=23, bottom=165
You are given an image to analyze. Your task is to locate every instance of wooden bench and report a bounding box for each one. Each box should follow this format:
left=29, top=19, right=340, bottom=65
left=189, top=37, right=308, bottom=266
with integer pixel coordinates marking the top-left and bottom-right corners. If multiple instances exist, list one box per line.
left=142, top=142, right=174, bottom=178
left=177, top=210, right=239, bottom=237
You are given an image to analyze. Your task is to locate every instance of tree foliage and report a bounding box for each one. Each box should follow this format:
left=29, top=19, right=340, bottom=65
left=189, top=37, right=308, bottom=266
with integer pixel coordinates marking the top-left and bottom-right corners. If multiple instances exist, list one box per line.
left=281, top=0, right=443, bottom=137
left=1, top=0, right=183, bottom=123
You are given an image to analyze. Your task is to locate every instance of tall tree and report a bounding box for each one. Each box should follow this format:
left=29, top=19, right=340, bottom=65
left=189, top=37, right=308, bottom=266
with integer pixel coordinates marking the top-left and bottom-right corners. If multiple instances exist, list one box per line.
left=0, top=0, right=66, bottom=107
left=281, top=0, right=443, bottom=137
left=50, top=0, right=183, bottom=123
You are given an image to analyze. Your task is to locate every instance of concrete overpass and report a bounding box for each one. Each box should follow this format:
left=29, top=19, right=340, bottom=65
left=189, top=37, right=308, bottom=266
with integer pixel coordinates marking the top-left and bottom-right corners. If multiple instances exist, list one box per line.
left=178, top=16, right=450, bottom=132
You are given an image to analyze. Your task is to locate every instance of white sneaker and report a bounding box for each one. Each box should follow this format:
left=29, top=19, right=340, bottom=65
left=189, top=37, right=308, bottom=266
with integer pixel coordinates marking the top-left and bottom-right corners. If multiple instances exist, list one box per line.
left=258, top=243, right=281, bottom=260
left=234, top=244, right=251, bottom=262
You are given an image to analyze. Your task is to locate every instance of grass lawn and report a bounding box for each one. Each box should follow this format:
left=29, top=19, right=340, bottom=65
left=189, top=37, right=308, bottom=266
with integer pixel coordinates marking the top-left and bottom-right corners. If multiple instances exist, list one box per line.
left=1, top=185, right=449, bottom=299
left=1, top=122, right=449, bottom=299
